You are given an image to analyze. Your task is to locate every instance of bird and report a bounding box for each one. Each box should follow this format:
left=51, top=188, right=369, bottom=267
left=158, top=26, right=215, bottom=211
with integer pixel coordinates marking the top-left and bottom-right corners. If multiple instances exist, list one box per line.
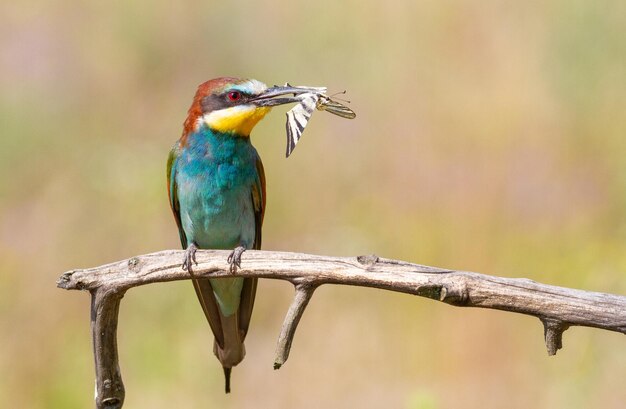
left=166, top=77, right=311, bottom=393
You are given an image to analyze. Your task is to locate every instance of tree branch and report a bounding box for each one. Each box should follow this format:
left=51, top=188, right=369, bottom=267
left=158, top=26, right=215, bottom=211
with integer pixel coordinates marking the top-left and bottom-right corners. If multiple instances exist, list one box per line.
left=57, top=249, right=626, bottom=409
left=274, top=282, right=318, bottom=369
left=91, top=287, right=125, bottom=409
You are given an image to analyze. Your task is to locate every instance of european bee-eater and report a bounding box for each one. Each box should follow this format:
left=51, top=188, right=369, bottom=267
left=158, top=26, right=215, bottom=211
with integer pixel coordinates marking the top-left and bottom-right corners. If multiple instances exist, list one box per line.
left=167, top=77, right=312, bottom=393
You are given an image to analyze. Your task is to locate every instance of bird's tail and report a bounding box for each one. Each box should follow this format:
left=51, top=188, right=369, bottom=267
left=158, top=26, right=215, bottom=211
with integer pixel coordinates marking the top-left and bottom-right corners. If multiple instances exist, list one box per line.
left=213, top=312, right=245, bottom=393
left=222, top=367, right=232, bottom=394
left=192, top=276, right=256, bottom=394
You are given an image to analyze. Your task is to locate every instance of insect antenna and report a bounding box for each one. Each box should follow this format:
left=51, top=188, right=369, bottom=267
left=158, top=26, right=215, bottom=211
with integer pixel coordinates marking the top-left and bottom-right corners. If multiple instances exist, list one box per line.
left=327, top=90, right=351, bottom=104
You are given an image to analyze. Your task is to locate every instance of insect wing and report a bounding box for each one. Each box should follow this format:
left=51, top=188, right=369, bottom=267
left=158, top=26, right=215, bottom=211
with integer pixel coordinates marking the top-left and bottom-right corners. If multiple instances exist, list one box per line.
left=285, top=93, right=318, bottom=157
left=317, top=97, right=356, bottom=119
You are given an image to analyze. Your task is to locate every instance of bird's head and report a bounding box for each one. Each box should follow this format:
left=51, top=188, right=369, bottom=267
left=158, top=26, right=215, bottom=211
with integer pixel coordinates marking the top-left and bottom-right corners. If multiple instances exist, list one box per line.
left=182, top=77, right=314, bottom=139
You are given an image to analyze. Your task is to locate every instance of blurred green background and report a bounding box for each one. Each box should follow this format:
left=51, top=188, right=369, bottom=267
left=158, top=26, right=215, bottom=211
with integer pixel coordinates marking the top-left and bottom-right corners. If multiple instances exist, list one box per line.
left=1, top=1, right=625, bottom=408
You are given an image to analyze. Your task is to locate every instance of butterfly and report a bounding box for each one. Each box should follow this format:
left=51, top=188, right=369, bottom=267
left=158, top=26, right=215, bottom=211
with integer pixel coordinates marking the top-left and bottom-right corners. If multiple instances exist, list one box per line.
left=285, top=90, right=356, bottom=157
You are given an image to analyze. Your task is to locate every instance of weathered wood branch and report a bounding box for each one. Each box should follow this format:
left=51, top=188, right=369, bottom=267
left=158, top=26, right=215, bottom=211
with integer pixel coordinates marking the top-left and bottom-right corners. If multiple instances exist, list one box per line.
left=57, top=249, right=626, bottom=409
left=90, top=288, right=125, bottom=408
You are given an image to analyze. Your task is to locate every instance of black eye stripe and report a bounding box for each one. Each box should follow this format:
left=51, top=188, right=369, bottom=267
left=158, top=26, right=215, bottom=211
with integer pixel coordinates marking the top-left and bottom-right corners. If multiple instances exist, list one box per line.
left=200, top=91, right=244, bottom=113
left=201, top=91, right=253, bottom=113
left=201, top=94, right=227, bottom=112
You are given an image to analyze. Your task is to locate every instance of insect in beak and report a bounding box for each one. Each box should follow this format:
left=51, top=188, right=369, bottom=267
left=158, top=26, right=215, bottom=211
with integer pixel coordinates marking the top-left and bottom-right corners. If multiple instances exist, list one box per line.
left=248, top=81, right=356, bottom=157
left=283, top=91, right=356, bottom=157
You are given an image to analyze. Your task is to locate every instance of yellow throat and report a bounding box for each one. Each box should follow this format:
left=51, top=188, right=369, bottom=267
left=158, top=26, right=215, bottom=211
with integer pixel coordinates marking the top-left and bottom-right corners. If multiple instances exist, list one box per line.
left=203, top=105, right=271, bottom=136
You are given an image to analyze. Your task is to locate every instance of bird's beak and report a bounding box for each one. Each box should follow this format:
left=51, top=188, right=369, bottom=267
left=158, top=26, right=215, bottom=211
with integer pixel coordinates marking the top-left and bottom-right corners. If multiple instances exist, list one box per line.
left=251, top=84, right=327, bottom=107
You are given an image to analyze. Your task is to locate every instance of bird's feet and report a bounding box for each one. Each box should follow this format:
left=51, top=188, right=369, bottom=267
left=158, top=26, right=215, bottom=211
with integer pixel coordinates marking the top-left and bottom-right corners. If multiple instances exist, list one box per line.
left=182, top=242, right=198, bottom=274
left=227, top=245, right=246, bottom=274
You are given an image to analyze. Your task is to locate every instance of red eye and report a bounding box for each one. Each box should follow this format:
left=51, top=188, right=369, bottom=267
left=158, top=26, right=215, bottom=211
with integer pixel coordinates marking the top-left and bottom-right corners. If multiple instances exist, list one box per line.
left=227, top=91, right=241, bottom=102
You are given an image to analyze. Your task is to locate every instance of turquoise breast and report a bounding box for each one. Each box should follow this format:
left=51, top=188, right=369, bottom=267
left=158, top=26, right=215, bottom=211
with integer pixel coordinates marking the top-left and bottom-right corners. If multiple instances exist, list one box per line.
left=176, top=128, right=259, bottom=250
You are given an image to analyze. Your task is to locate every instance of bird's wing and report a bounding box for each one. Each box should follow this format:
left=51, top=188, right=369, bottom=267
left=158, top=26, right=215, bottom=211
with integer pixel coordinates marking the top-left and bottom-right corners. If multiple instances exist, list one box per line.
left=252, top=155, right=266, bottom=250
left=237, top=156, right=265, bottom=340
left=167, top=146, right=225, bottom=348
left=166, top=147, right=187, bottom=249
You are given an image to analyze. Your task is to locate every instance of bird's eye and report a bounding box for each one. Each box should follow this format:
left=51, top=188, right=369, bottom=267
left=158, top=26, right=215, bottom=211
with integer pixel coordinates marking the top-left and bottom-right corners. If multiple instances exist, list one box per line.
left=227, top=91, right=241, bottom=102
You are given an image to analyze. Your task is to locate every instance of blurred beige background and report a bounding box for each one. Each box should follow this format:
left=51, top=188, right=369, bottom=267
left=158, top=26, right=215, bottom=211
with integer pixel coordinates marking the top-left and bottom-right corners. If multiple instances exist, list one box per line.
left=1, top=1, right=625, bottom=408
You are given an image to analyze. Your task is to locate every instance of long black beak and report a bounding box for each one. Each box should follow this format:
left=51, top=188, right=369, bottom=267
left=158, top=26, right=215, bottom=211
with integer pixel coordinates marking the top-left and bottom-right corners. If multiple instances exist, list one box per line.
left=251, top=84, right=326, bottom=107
